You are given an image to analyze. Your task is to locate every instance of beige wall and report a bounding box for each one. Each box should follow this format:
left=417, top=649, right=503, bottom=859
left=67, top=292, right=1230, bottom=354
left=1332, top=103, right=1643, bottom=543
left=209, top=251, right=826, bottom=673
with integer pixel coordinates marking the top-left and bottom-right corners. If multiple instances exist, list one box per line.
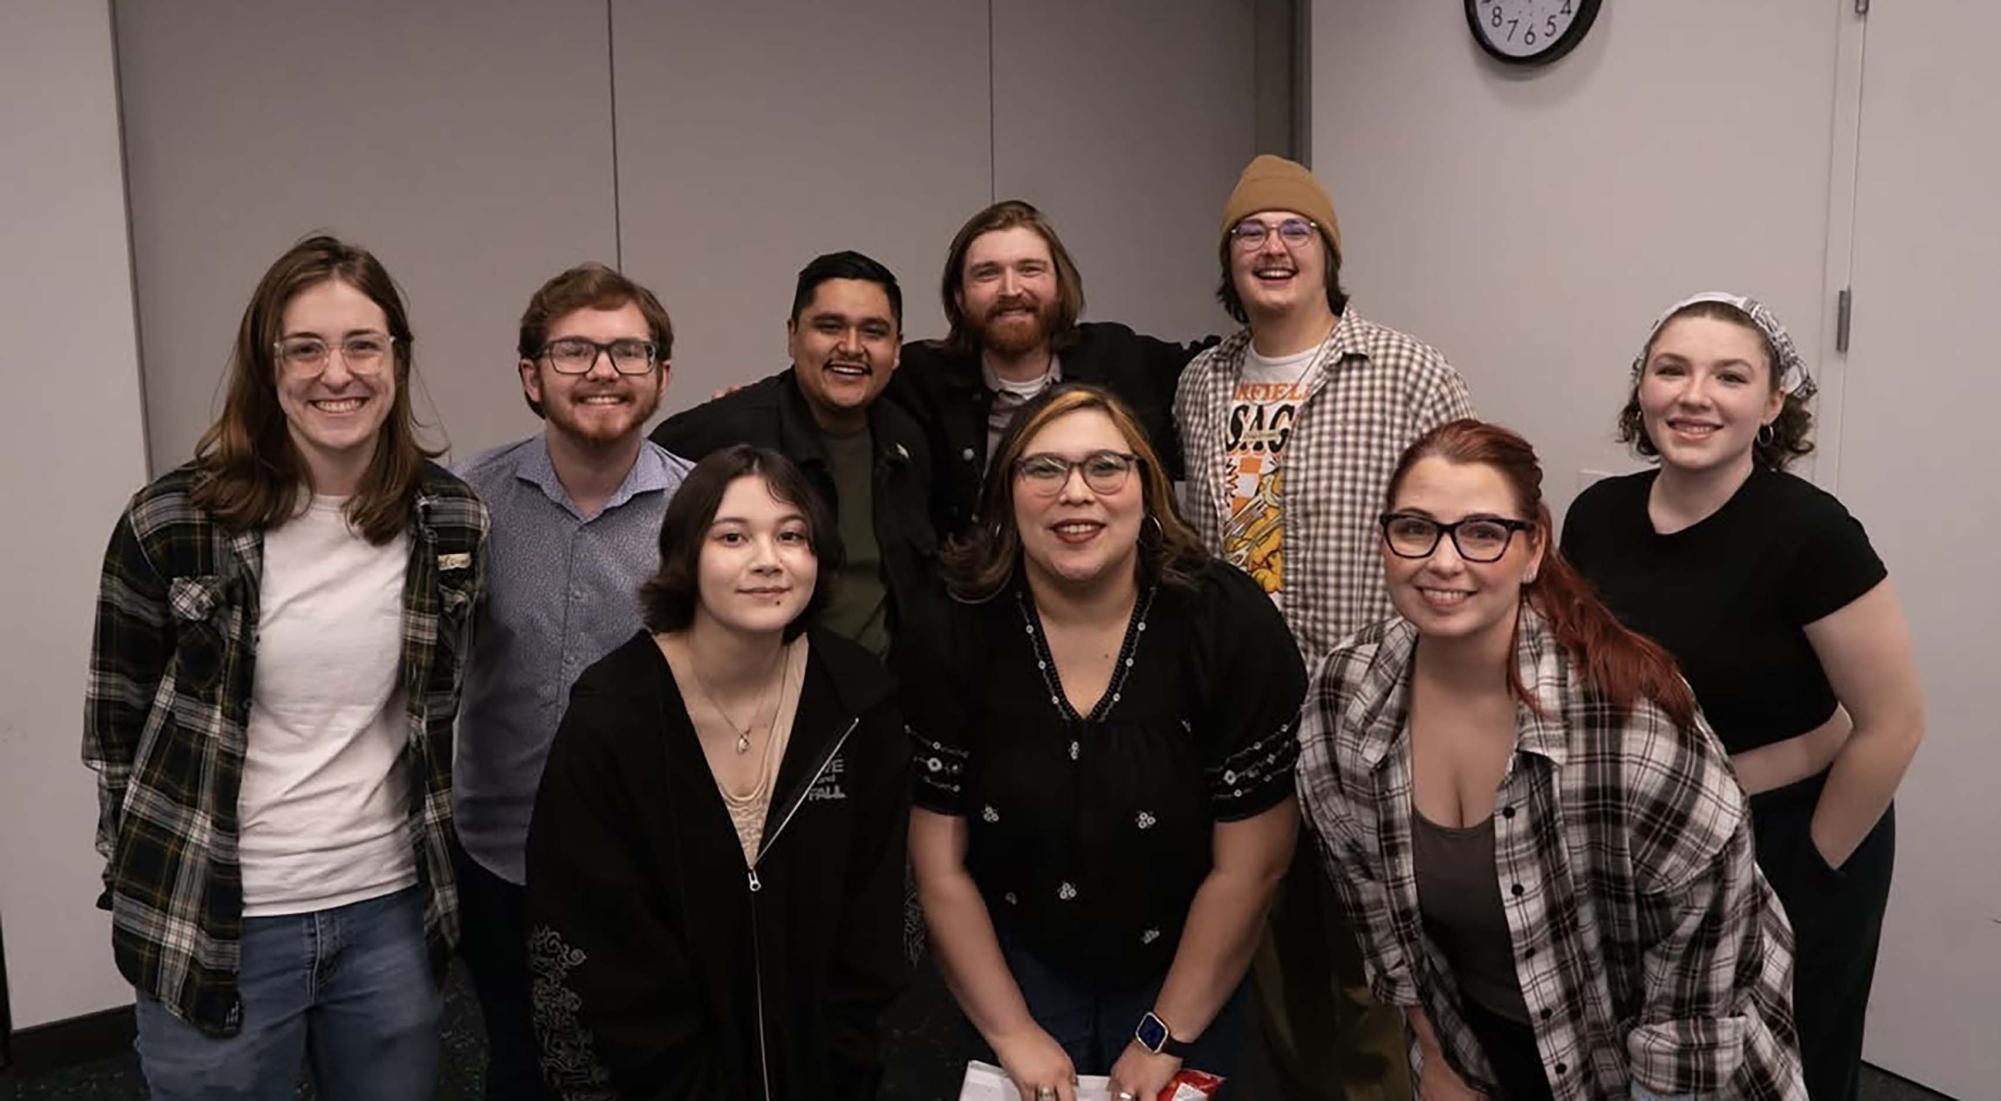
left=0, top=0, right=151, bottom=1029
left=121, top=0, right=1275, bottom=463
left=1312, top=2, right=2000, bottom=1094
left=1311, top=0, right=1844, bottom=516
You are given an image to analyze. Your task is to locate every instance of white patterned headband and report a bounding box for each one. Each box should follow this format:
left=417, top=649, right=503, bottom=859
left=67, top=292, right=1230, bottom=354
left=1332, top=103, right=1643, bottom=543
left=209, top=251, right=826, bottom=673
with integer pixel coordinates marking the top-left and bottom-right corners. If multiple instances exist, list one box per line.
left=1631, top=292, right=1816, bottom=401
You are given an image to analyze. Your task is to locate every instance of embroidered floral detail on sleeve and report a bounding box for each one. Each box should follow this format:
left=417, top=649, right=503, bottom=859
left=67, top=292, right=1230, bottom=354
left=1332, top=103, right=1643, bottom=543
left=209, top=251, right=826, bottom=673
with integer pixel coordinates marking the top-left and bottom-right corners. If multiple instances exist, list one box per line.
left=527, top=925, right=615, bottom=1099
left=908, top=725, right=969, bottom=799
left=982, top=804, right=1000, bottom=823
left=1205, top=717, right=1301, bottom=811
left=1136, top=811, right=1157, bottom=830
left=1057, top=881, right=1078, bottom=901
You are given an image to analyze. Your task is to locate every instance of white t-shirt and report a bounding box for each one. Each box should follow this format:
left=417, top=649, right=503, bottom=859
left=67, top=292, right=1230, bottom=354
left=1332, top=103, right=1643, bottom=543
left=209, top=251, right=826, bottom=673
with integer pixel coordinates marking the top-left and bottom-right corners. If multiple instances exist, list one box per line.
left=982, top=355, right=1063, bottom=464
left=1222, top=346, right=1317, bottom=601
left=239, top=496, right=416, bottom=916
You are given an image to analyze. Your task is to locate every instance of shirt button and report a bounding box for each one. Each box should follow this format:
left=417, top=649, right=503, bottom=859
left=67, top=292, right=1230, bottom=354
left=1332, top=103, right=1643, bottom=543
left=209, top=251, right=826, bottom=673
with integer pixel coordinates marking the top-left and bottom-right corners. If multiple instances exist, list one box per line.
left=1554, top=1062, right=1567, bottom=1075
left=1502, top=805, right=1516, bottom=819
left=1511, top=883, right=1525, bottom=897
left=1540, top=1008, right=1553, bottom=1021
left=961, top=447, right=976, bottom=461
left=1524, top=947, right=1536, bottom=959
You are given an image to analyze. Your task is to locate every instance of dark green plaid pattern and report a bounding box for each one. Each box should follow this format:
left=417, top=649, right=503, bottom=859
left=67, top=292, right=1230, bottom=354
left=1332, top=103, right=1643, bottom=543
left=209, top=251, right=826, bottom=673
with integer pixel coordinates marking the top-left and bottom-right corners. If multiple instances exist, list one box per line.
left=84, top=462, right=488, bottom=1035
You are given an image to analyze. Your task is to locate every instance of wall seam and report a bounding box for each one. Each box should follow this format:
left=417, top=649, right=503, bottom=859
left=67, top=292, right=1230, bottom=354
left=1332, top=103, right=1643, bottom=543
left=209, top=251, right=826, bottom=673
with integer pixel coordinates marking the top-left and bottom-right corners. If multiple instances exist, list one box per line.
left=607, top=0, right=624, bottom=269
left=107, top=0, right=155, bottom=479
left=987, top=0, right=996, bottom=202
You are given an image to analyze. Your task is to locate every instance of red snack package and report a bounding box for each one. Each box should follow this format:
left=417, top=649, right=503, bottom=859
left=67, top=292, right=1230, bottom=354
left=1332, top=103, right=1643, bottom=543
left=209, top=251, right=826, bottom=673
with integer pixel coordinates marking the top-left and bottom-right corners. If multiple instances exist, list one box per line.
left=1157, top=1068, right=1226, bottom=1100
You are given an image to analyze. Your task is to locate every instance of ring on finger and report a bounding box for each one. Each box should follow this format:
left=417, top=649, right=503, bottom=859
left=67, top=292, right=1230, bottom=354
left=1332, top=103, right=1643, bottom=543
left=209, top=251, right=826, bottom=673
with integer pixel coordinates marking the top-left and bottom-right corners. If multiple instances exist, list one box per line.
left=1117, top=1092, right=1139, bottom=1101
left=1034, top=1088, right=1057, bottom=1101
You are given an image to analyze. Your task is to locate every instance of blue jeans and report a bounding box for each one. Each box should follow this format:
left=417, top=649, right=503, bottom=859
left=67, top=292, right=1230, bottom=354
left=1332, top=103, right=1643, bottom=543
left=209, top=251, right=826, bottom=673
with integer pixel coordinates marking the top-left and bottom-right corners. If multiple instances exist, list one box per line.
left=994, top=926, right=1250, bottom=1085
left=134, top=884, right=442, bottom=1100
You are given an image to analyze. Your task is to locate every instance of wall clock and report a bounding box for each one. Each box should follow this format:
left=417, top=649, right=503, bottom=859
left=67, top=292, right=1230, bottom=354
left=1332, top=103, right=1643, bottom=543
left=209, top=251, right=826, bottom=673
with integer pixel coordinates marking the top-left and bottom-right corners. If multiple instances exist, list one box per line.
left=1465, top=0, right=1601, bottom=66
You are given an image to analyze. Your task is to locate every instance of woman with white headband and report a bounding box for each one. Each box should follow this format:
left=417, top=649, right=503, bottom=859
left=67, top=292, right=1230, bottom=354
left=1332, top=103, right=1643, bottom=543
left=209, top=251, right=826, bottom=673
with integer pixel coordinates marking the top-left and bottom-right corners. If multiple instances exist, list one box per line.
left=1561, top=293, right=1924, bottom=1101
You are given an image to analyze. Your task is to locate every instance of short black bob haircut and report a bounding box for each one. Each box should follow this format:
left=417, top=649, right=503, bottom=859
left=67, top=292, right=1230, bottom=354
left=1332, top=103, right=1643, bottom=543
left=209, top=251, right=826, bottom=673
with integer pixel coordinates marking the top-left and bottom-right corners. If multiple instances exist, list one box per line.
left=638, top=444, right=843, bottom=640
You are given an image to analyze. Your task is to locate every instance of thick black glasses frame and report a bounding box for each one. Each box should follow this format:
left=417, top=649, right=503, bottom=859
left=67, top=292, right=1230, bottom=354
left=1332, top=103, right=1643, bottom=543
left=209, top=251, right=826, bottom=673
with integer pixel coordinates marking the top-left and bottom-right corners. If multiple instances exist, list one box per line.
left=1378, top=512, right=1536, bottom=562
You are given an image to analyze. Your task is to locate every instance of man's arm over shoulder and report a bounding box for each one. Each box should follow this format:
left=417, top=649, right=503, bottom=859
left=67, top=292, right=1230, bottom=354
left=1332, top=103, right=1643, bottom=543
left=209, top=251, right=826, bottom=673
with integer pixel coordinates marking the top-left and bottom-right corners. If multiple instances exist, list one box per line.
left=648, top=375, right=780, bottom=462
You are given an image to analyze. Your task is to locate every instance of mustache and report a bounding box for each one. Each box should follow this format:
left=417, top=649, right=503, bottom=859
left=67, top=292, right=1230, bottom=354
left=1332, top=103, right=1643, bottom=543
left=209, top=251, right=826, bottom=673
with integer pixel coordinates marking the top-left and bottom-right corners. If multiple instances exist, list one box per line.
left=985, top=294, right=1043, bottom=318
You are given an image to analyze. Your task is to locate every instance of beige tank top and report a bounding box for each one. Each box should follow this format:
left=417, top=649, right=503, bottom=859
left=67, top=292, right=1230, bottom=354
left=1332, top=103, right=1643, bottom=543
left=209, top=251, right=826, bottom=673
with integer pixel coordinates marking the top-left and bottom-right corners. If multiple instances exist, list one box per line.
left=671, top=638, right=809, bottom=866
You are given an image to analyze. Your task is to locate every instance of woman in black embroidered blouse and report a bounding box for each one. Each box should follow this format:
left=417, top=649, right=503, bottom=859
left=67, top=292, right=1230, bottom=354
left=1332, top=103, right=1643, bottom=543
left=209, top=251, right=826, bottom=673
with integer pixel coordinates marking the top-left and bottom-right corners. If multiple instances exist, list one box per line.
left=905, top=385, right=1304, bottom=1101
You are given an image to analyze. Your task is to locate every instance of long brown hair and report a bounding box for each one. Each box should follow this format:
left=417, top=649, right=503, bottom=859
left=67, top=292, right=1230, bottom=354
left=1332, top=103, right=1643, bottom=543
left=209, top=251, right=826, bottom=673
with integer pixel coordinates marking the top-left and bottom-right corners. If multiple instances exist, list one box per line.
left=944, top=384, right=1206, bottom=601
left=940, top=200, right=1085, bottom=355
left=1387, top=419, right=1698, bottom=729
left=191, top=235, right=439, bottom=544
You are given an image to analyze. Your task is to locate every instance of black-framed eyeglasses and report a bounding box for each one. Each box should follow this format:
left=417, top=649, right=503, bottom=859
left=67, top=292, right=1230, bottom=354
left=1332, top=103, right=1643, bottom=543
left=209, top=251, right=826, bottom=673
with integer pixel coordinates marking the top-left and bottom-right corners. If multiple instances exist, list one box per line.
left=1230, top=217, right=1318, bottom=251
left=539, top=337, right=658, bottom=376
left=273, top=332, right=395, bottom=376
left=1014, top=450, right=1141, bottom=496
left=1379, top=512, right=1535, bottom=563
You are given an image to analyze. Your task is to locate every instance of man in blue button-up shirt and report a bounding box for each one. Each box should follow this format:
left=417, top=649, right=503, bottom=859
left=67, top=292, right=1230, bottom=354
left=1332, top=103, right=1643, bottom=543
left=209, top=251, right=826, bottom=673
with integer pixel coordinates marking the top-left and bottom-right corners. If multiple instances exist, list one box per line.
left=453, top=264, right=693, bottom=1099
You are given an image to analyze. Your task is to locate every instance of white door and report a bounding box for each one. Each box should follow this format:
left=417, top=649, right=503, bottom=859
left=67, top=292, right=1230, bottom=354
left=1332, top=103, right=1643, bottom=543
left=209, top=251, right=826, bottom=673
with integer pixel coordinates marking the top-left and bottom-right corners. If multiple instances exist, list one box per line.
left=1838, top=3, right=2001, bottom=1094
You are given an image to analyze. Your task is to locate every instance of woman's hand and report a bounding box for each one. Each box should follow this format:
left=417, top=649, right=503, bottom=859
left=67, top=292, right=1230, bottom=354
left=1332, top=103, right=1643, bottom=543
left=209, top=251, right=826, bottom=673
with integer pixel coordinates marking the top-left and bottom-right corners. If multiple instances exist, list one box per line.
left=994, top=1025, right=1077, bottom=1101
left=1107, top=1040, right=1182, bottom=1101
left=1416, top=1049, right=1491, bottom=1101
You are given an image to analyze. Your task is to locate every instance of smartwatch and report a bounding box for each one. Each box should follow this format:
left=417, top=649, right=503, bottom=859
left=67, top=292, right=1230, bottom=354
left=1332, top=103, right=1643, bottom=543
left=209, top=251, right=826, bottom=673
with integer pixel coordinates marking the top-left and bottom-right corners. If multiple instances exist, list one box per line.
left=1133, top=1010, right=1194, bottom=1057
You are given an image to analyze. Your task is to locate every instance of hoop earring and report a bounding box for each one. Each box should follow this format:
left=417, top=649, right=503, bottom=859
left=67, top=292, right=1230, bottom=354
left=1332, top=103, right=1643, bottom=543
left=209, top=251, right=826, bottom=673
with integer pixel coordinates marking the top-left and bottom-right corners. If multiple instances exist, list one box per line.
left=1757, top=422, right=1776, bottom=447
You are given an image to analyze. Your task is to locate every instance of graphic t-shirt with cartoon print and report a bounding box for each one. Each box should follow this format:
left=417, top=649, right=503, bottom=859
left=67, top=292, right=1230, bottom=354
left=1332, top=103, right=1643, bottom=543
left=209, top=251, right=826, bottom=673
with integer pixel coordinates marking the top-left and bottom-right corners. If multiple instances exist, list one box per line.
left=1223, top=345, right=1317, bottom=600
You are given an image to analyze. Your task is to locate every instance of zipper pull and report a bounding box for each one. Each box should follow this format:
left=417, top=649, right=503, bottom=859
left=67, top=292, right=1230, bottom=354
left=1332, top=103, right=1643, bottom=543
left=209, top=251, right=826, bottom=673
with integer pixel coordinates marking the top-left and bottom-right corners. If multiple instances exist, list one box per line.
left=747, top=867, right=762, bottom=893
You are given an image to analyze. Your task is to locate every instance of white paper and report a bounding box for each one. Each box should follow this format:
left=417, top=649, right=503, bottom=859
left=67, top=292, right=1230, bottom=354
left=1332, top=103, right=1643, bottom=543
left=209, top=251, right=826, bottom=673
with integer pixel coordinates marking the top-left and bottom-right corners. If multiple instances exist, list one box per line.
left=958, top=1059, right=1116, bottom=1101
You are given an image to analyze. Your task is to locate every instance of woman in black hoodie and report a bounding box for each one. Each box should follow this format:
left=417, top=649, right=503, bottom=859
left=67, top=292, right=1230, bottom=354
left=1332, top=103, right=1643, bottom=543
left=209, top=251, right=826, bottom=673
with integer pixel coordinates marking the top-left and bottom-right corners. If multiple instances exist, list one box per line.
left=526, top=445, right=911, bottom=1100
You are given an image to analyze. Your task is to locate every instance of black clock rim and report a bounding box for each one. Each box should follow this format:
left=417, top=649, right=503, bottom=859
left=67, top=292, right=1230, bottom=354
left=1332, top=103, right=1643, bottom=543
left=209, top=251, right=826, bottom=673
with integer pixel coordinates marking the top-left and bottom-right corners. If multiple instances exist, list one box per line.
left=1463, top=0, right=1602, bottom=67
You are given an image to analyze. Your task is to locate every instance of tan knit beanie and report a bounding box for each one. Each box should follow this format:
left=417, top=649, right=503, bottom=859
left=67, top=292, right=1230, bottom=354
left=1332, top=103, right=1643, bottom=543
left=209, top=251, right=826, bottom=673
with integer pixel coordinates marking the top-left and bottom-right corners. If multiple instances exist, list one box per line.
left=1219, top=154, right=1341, bottom=255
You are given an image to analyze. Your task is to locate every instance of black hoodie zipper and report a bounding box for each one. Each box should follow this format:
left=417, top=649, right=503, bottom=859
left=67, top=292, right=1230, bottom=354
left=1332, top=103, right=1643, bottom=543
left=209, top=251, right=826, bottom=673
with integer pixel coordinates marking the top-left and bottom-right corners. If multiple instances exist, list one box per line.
left=743, top=715, right=860, bottom=1101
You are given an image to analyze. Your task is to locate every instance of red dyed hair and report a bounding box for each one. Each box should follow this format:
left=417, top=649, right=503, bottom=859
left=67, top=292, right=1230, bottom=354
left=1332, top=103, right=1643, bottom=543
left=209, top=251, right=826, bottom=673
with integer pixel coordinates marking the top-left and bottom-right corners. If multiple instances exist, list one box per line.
left=1385, top=419, right=1698, bottom=730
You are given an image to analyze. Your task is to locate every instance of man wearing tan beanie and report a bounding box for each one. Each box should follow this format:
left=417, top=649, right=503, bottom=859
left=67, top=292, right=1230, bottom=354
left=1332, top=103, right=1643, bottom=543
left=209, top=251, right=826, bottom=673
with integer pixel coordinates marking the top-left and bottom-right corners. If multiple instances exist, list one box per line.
left=1175, top=154, right=1474, bottom=1099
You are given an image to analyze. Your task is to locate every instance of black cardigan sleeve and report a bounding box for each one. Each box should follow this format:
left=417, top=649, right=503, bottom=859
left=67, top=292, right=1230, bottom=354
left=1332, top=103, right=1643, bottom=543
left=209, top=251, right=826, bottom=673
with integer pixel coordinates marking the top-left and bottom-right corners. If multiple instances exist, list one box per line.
left=820, top=693, right=915, bottom=1099
left=525, top=680, right=733, bottom=1099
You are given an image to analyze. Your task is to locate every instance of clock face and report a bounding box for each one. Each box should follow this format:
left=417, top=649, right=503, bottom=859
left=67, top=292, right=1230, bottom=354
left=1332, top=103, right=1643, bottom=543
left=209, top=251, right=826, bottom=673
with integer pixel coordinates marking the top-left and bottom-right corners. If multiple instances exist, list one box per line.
left=1465, top=0, right=1601, bottom=65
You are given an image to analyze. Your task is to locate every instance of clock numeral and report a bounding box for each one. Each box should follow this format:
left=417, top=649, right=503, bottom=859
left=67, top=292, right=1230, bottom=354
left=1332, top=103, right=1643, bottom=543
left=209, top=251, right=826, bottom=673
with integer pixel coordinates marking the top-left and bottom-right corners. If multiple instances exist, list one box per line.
left=1524, top=27, right=1536, bottom=46
left=1507, top=17, right=1520, bottom=41
left=1491, top=5, right=1502, bottom=28
left=1546, top=15, right=1558, bottom=36
left=1561, top=0, right=1574, bottom=14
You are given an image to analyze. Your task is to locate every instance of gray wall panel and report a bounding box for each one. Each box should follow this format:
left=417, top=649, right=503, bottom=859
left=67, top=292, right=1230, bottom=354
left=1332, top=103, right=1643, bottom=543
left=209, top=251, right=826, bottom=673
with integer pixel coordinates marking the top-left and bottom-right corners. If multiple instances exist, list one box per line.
left=116, top=0, right=618, bottom=467
left=611, top=1, right=991, bottom=410
left=992, top=0, right=1258, bottom=343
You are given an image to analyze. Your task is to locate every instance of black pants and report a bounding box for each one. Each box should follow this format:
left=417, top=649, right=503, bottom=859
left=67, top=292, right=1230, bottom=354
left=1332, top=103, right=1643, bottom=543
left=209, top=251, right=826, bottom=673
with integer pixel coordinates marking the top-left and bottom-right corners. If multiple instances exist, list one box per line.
left=1249, top=843, right=1412, bottom=1100
left=453, top=841, right=556, bottom=1101
left=1457, top=998, right=1554, bottom=1101
left=1749, top=772, right=1896, bottom=1101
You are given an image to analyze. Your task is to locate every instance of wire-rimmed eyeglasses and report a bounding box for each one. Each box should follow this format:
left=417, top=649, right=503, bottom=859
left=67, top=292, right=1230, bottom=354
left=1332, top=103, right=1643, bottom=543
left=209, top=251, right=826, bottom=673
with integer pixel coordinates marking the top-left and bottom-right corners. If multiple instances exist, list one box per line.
left=1014, top=450, right=1141, bottom=496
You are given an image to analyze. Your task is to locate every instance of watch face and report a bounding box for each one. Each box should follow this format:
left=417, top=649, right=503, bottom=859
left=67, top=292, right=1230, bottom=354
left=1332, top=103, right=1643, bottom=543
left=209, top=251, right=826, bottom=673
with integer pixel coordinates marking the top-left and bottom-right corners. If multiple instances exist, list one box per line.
left=1465, top=0, right=1600, bottom=65
left=1135, top=1012, right=1168, bottom=1052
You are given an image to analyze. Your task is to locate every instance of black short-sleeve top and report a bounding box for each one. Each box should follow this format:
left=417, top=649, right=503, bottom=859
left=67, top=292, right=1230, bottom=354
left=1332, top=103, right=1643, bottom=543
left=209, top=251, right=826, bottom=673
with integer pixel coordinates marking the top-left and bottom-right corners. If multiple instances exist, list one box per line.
left=905, top=559, right=1307, bottom=989
left=1561, top=467, right=1886, bottom=755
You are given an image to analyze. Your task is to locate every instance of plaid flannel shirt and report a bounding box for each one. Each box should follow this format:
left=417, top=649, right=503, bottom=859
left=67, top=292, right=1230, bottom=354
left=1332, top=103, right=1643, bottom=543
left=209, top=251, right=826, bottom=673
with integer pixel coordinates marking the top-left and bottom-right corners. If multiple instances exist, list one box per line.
left=1174, top=306, right=1473, bottom=668
left=1296, top=610, right=1805, bottom=1099
left=83, top=462, right=488, bottom=1035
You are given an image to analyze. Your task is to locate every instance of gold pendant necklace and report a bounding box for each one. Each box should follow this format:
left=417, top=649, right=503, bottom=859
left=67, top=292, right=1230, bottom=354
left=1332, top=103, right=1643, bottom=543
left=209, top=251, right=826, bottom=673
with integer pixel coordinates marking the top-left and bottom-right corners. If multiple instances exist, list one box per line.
left=690, top=653, right=781, bottom=754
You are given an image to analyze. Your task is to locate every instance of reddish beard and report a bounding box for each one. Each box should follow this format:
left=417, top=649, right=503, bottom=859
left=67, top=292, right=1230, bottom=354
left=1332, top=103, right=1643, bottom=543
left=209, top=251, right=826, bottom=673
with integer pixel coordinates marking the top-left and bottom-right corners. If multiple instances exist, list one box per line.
left=973, top=297, right=1054, bottom=358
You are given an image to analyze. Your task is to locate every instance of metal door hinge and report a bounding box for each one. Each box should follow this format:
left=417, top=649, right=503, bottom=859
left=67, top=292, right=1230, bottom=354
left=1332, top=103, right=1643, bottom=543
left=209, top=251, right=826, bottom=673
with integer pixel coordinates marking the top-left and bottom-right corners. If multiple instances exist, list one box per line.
left=1836, top=288, right=1854, bottom=354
